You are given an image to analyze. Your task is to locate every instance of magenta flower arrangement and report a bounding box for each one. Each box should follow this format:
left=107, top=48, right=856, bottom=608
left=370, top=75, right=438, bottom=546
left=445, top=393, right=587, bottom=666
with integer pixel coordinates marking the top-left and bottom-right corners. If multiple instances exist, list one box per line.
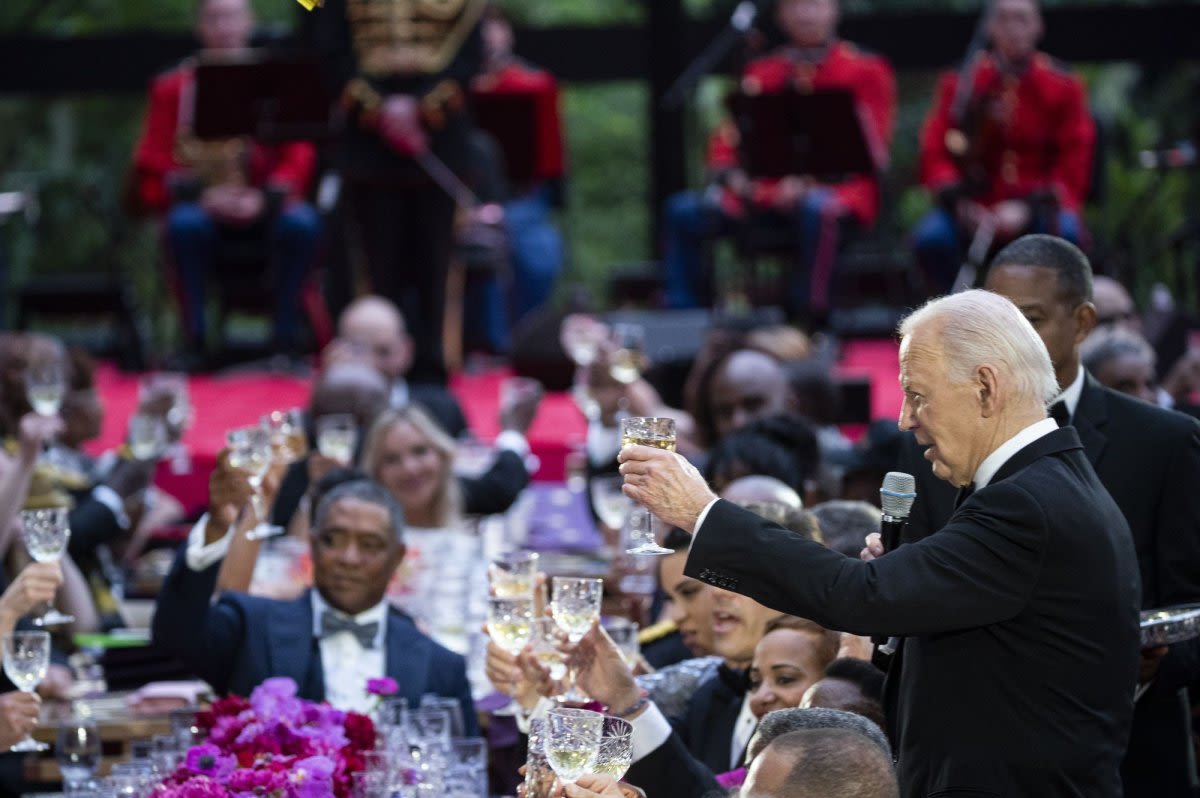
left=150, top=677, right=376, bottom=798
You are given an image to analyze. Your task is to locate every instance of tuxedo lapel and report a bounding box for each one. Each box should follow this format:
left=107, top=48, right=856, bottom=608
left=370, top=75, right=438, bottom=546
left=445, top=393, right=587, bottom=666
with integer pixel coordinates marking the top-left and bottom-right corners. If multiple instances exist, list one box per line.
left=266, top=591, right=325, bottom=702
left=990, top=427, right=1084, bottom=486
left=1073, top=375, right=1110, bottom=467
left=385, top=609, right=433, bottom=704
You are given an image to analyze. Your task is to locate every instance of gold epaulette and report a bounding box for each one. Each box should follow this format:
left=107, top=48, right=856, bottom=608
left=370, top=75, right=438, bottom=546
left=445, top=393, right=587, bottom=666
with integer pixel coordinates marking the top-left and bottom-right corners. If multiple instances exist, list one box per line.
left=639, top=619, right=678, bottom=646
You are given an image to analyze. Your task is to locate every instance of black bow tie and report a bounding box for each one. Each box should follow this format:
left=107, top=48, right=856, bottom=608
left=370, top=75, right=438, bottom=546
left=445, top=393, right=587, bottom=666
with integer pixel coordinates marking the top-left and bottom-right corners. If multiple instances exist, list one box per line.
left=955, top=483, right=976, bottom=510
left=319, top=612, right=379, bottom=649
left=1049, top=401, right=1070, bottom=428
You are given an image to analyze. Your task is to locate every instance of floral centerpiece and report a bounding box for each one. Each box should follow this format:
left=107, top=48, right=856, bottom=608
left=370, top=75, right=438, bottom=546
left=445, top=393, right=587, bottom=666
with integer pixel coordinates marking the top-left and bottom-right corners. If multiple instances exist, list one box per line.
left=150, top=677, right=376, bottom=798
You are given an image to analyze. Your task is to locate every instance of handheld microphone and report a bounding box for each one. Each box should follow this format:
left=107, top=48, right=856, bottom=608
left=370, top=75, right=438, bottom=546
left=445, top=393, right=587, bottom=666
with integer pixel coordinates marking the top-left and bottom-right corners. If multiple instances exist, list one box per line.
left=879, top=472, right=917, bottom=553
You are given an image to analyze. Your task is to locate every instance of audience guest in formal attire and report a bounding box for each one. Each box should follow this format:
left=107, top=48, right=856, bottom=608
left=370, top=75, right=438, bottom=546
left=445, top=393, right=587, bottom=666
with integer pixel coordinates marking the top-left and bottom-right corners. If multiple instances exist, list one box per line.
left=130, top=0, right=319, bottom=360
left=327, top=295, right=469, bottom=437
left=643, top=526, right=716, bottom=667
left=745, top=706, right=892, bottom=764
left=688, top=349, right=799, bottom=455
left=747, top=616, right=840, bottom=722
left=742, top=727, right=898, bottom=798
left=801, top=657, right=888, bottom=737
left=471, top=5, right=566, bottom=331
left=809, top=500, right=881, bottom=559
left=1092, top=275, right=1141, bottom=333
left=913, top=0, right=1093, bottom=293
left=1081, top=326, right=1159, bottom=405
left=704, top=416, right=820, bottom=502
left=621, top=288, right=1140, bottom=797
left=154, top=476, right=477, bottom=728
left=662, top=0, right=895, bottom=317
left=899, top=235, right=1200, bottom=798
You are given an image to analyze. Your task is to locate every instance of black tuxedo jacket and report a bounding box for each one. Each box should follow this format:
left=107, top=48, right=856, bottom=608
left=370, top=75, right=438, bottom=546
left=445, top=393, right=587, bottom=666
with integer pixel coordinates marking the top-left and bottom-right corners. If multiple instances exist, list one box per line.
left=624, top=730, right=723, bottom=798
left=688, top=427, right=1140, bottom=798
left=151, top=547, right=478, bottom=735
left=901, top=375, right=1200, bottom=797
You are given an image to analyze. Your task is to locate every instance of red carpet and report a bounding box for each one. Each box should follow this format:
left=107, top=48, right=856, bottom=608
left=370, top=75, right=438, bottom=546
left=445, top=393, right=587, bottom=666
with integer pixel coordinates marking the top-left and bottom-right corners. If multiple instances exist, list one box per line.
left=86, top=341, right=902, bottom=516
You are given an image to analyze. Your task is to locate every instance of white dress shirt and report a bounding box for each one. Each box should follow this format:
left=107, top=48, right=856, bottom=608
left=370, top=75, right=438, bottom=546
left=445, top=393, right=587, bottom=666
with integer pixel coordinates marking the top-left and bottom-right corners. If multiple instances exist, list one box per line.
left=971, top=418, right=1058, bottom=489
left=729, top=693, right=757, bottom=769
left=310, top=592, right=387, bottom=714
left=1051, top=368, right=1086, bottom=423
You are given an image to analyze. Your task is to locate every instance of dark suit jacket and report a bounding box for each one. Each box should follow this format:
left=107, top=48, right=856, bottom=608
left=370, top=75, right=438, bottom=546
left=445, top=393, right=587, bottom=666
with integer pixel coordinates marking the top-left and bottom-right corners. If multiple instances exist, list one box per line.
left=624, top=730, right=724, bottom=798
left=688, top=427, right=1140, bottom=798
left=151, top=547, right=478, bottom=735
left=901, top=375, right=1200, bottom=797
left=272, top=449, right=529, bottom=527
left=669, top=665, right=746, bottom=775
left=406, top=382, right=469, bottom=440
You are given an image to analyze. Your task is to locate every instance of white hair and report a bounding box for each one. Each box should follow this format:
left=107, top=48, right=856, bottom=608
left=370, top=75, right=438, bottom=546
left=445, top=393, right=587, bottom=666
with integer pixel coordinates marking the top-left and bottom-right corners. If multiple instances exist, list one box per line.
left=899, top=290, right=1059, bottom=408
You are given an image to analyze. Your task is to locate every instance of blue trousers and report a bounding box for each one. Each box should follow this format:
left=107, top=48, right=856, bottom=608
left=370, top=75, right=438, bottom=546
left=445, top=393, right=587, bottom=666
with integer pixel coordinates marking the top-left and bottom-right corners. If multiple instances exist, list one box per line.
left=466, top=185, right=564, bottom=354
left=165, top=201, right=321, bottom=350
left=912, top=205, right=1084, bottom=294
left=661, top=188, right=848, bottom=314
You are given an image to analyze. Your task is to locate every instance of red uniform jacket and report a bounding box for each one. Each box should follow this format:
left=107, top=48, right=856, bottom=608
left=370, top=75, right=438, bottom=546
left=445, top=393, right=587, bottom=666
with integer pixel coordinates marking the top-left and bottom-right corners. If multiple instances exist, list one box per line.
left=471, top=58, right=565, bottom=184
left=131, top=65, right=317, bottom=214
left=708, top=40, right=896, bottom=227
left=918, top=52, right=1094, bottom=212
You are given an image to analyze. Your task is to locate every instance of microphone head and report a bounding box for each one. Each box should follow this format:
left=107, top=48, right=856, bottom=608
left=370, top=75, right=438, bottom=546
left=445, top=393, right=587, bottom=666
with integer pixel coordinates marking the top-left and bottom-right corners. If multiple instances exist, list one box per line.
left=880, top=472, right=917, bottom=518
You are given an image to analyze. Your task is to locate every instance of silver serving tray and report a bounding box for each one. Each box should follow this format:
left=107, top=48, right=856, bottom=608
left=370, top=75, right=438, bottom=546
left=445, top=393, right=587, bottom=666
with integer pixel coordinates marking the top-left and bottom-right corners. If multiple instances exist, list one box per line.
left=1140, top=605, right=1200, bottom=647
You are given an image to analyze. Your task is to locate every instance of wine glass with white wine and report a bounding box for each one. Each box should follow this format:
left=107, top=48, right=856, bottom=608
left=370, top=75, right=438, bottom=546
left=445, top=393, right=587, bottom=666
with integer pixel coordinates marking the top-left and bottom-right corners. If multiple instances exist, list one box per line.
left=550, top=577, right=602, bottom=702
left=227, top=427, right=280, bottom=541
left=608, top=324, right=646, bottom=385
left=620, top=417, right=676, bottom=555
left=593, top=716, right=633, bottom=780
left=24, top=358, right=67, bottom=467
left=18, top=508, right=75, bottom=626
left=487, top=596, right=535, bottom=716
left=543, top=707, right=603, bottom=787
left=315, top=414, right=358, bottom=465
left=127, top=413, right=168, bottom=462
left=3, top=631, right=50, bottom=752
left=488, top=551, right=539, bottom=599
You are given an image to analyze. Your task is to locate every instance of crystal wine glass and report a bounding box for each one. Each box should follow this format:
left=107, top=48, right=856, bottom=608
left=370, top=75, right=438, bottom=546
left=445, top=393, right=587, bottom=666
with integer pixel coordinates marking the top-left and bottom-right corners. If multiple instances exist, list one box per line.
left=543, top=707, right=603, bottom=786
left=226, top=427, right=280, bottom=541
left=588, top=474, right=631, bottom=532
left=594, top=715, right=633, bottom=780
left=604, top=618, right=641, bottom=669
left=57, top=714, right=101, bottom=789
left=25, top=360, right=66, bottom=418
left=620, top=417, right=677, bottom=555
left=487, top=596, right=534, bottom=716
left=315, top=413, right=358, bottom=465
left=608, top=323, right=646, bottom=385
left=19, top=507, right=75, bottom=626
left=551, top=577, right=603, bottom=702
left=3, top=631, right=50, bottom=751
left=488, top=551, right=539, bottom=599
left=530, top=618, right=568, bottom=696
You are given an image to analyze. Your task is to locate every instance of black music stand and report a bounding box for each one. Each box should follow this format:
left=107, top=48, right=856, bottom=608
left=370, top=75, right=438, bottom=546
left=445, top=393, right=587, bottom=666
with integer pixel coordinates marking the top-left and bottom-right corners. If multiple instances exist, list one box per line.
left=192, top=51, right=334, bottom=141
left=471, top=92, right=541, bottom=186
left=729, top=88, right=879, bottom=180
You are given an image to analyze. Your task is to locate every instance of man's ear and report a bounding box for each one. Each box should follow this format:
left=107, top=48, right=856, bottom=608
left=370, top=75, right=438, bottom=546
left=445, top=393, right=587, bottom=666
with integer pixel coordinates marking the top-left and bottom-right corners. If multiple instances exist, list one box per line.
left=977, top=364, right=1001, bottom=418
left=1074, top=302, right=1097, bottom=345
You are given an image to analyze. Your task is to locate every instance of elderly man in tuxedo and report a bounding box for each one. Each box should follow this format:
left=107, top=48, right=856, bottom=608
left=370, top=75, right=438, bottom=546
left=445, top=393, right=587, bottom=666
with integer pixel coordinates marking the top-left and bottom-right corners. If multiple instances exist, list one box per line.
left=619, top=289, right=1139, bottom=798
left=153, top=475, right=476, bottom=731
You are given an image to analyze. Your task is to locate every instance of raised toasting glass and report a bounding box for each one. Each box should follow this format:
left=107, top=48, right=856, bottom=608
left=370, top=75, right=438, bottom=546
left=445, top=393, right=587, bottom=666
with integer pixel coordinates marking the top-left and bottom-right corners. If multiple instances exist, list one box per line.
left=315, top=413, right=358, bottom=465
left=487, top=596, right=535, bottom=716
left=262, top=408, right=307, bottom=465
left=551, top=577, right=602, bottom=702
left=621, top=416, right=677, bottom=555
left=543, top=707, right=603, bottom=786
left=3, top=631, right=50, bottom=752
left=19, top=507, right=75, bottom=626
left=227, top=427, right=280, bottom=541
left=594, top=715, right=634, bottom=780
left=127, top=413, right=168, bottom=461
left=488, top=551, right=539, bottom=599
left=608, top=323, right=645, bottom=385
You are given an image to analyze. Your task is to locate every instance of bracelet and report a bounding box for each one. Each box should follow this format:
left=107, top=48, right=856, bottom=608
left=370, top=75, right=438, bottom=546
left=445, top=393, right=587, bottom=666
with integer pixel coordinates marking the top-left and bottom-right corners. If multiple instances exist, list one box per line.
left=610, top=689, right=649, bottom=719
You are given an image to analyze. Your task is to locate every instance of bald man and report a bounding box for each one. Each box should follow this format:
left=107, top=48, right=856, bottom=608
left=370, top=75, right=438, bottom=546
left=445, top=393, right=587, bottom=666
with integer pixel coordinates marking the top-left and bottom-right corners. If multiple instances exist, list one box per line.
left=1092, top=276, right=1141, bottom=333
left=701, top=350, right=798, bottom=447
left=329, top=295, right=467, bottom=438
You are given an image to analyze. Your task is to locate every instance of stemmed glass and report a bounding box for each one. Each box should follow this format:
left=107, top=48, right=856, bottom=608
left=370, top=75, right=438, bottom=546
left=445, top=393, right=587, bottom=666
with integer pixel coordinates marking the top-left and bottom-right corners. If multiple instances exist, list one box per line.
left=226, top=427, right=280, bottom=541
left=604, top=618, right=641, bottom=669
left=609, top=323, right=646, bottom=385
left=3, top=631, right=50, bottom=752
left=487, top=596, right=534, bottom=716
left=19, top=507, right=75, bottom=626
left=550, top=577, right=603, bottom=702
left=530, top=618, right=568, bottom=696
left=57, top=714, right=101, bottom=789
left=127, top=413, right=168, bottom=461
left=488, top=551, right=538, bottom=599
left=620, top=417, right=677, bottom=555
left=594, top=716, right=634, bottom=780
left=315, top=414, right=358, bottom=465
left=589, top=474, right=631, bottom=532
left=262, top=409, right=307, bottom=464
left=25, top=359, right=66, bottom=466
left=543, top=707, right=603, bottom=786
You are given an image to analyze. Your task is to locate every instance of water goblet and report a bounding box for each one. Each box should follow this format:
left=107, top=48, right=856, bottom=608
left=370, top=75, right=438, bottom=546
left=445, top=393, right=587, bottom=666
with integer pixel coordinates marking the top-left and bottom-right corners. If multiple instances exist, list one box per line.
left=19, top=507, right=75, bottom=626
left=543, top=707, right=603, bottom=786
left=3, top=631, right=50, bottom=752
left=620, top=416, right=677, bottom=555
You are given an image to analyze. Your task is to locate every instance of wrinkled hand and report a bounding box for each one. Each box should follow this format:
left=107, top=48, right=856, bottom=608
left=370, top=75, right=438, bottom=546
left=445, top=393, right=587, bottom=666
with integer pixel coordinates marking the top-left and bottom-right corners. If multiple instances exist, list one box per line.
left=206, top=448, right=255, bottom=542
left=0, top=561, right=63, bottom=621
left=618, top=446, right=715, bottom=533
left=1139, top=645, right=1169, bottom=685
left=36, top=664, right=74, bottom=701
left=16, top=414, right=63, bottom=466
left=500, top=378, right=544, bottom=435
left=838, top=634, right=874, bottom=662
left=566, top=622, right=639, bottom=712
left=378, top=95, right=427, bottom=156
left=0, top=691, right=41, bottom=749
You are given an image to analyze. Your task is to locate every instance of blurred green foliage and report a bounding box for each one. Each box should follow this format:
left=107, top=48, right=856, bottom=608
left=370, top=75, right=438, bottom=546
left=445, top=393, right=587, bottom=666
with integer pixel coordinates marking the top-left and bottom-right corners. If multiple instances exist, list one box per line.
left=1, top=0, right=1198, bottom=349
